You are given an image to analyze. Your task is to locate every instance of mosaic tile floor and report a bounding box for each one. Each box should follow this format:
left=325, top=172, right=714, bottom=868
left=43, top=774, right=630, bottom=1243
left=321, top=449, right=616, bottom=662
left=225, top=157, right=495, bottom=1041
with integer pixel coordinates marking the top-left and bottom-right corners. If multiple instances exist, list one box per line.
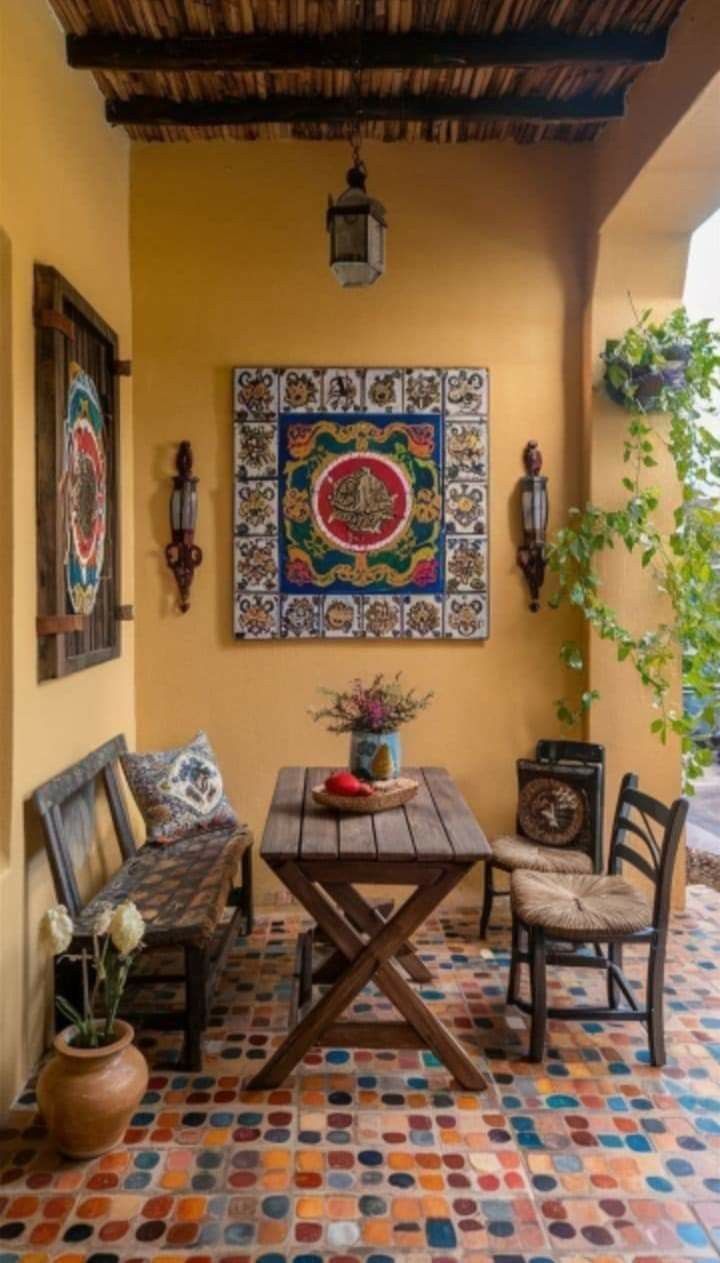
left=2, top=886, right=720, bottom=1263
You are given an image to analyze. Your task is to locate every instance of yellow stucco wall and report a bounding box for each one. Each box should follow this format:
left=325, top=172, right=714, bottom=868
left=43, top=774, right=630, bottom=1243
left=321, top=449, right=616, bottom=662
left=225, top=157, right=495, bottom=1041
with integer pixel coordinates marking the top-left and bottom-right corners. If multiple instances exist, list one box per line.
left=130, top=139, right=591, bottom=902
left=0, top=0, right=136, bottom=1109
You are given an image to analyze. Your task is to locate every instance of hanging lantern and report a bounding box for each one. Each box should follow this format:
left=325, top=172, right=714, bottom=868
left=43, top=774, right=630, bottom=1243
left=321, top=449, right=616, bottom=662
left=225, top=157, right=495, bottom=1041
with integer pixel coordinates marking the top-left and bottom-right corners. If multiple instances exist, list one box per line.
left=327, top=157, right=387, bottom=288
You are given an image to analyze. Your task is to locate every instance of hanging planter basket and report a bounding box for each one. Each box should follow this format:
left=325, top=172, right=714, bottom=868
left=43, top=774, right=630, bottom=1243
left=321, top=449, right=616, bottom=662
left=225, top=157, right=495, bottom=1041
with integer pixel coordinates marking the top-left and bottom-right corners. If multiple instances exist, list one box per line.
left=603, top=333, right=691, bottom=413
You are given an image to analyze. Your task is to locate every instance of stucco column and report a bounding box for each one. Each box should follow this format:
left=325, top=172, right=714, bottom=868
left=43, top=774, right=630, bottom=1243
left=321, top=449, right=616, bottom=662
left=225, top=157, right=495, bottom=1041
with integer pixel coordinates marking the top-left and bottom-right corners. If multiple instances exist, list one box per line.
left=585, top=231, right=689, bottom=905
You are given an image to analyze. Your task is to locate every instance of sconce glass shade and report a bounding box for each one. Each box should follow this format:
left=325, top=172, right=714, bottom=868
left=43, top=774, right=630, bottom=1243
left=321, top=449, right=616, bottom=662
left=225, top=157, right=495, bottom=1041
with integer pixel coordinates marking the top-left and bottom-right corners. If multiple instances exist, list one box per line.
left=520, top=475, right=548, bottom=545
left=171, top=477, right=198, bottom=533
left=327, top=168, right=386, bottom=288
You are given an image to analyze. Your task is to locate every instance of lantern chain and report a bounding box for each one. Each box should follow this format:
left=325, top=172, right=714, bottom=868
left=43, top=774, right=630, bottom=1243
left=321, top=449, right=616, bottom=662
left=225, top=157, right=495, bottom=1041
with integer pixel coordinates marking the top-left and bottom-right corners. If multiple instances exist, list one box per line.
left=348, top=64, right=365, bottom=175
left=348, top=0, right=366, bottom=173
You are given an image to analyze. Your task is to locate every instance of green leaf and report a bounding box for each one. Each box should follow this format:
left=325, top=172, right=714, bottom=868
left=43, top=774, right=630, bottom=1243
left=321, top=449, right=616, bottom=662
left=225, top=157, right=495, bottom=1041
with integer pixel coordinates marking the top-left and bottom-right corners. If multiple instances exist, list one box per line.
left=552, top=305, right=720, bottom=791
left=560, top=641, right=584, bottom=671
left=56, top=996, right=85, bottom=1029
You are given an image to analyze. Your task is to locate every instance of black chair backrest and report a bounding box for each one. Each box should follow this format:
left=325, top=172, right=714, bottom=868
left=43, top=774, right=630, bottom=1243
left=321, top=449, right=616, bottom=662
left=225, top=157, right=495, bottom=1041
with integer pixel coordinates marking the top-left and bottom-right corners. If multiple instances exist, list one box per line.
left=33, top=734, right=136, bottom=917
left=608, top=772, right=689, bottom=930
left=515, top=739, right=605, bottom=870
left=536, top=740, right=605, bottom=766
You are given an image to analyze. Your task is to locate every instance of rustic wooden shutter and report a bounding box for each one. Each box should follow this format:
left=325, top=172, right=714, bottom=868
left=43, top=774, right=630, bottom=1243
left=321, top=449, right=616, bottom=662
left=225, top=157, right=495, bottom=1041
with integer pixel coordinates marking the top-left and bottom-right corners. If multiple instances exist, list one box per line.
left=34, top=264, right=125, bottom=680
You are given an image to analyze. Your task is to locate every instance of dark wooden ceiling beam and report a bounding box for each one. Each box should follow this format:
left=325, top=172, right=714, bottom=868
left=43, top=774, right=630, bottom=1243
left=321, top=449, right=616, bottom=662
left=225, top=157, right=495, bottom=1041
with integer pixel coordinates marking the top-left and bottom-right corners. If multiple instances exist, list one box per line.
left=106, top=89, right=626, bottom=128
left=68, top=28, right=667, bottom=73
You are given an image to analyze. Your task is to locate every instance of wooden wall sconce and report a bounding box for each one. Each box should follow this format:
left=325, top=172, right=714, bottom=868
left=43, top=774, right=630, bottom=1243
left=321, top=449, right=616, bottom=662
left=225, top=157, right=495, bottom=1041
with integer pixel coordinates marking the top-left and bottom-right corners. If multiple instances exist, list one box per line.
left=517, top=440, right=548, bottom=612
left=165, top=441, right=202, bottom=613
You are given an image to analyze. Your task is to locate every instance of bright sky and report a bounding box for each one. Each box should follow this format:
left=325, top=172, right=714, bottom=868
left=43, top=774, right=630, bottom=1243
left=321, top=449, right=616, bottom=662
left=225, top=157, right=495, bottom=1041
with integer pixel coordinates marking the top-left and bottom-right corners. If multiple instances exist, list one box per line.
left=685, top=205, right=720, bottom=323
left=684, top=205, right=720, bottom=441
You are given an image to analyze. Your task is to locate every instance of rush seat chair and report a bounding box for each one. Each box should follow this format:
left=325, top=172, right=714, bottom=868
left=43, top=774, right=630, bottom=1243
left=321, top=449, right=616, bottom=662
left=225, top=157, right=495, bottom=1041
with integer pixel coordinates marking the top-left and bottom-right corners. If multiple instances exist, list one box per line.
left=480, top=740, right=605, bottom=937
left=507, top=772, right=688, bottom=1065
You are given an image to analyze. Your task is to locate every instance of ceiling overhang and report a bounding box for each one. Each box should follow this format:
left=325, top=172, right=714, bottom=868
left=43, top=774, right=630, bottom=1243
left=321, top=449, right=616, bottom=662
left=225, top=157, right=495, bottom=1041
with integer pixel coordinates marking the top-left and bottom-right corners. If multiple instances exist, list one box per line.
left=49, top=1, right=690, bottom=145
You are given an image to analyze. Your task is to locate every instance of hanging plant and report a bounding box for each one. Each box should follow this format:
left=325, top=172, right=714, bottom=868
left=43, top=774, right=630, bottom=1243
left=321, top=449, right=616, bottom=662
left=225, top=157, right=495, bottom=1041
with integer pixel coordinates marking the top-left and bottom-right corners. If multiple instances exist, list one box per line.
left=602, top=307, right=694, bottom=410
left=547, top=305, right=720, bottom=790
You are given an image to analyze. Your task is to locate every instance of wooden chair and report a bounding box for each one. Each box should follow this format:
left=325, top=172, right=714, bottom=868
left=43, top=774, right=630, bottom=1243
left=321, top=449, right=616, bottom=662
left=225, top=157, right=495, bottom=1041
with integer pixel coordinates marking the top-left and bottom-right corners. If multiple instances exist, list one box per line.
left=480, top=740, right=605, bottom=937
left=507, top=773, right=688, bottom=1065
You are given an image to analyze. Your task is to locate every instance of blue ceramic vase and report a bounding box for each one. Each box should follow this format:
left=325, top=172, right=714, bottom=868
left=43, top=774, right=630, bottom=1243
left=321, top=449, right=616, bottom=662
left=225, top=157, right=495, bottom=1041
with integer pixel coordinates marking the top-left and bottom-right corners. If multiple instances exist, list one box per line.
left=349, top=730, right=402, bottom=781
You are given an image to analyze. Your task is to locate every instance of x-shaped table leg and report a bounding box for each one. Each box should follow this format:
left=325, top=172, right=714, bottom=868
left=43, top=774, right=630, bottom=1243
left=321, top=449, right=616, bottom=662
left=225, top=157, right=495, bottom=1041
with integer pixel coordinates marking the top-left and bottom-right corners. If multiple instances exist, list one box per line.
left=312, top=886, right=432, bottom=985
left=248, top=861, right=486, bottom=1091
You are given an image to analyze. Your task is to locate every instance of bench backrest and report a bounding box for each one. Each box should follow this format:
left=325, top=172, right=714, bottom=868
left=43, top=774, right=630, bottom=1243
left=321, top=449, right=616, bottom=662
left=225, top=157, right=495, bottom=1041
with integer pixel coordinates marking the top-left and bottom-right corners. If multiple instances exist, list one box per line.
left=33, top=734, right=136, bottom=916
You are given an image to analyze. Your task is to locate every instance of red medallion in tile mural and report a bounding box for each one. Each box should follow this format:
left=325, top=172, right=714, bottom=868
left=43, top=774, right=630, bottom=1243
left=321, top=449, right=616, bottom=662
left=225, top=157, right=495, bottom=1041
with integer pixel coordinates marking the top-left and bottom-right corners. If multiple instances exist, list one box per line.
left=313, top=453, right=412, bottom=553
left=232, top=367, right=489, bottom=640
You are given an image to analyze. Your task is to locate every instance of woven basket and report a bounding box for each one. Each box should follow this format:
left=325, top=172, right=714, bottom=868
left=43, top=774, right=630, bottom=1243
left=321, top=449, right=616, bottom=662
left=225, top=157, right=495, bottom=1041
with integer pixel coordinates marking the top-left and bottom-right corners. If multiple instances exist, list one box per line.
left=312, top=777, right=418, bottom=814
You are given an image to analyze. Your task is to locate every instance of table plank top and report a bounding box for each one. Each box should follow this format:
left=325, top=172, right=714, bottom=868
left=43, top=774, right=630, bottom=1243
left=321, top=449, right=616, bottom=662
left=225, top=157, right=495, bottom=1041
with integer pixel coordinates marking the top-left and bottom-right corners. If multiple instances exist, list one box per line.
left=261, top=766, right=489, bottom=864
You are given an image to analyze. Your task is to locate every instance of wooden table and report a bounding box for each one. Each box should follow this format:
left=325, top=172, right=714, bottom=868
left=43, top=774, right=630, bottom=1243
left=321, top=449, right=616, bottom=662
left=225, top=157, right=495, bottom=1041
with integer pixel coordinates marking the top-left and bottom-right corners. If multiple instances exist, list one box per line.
left=249, top=765, right=490, bottom=1091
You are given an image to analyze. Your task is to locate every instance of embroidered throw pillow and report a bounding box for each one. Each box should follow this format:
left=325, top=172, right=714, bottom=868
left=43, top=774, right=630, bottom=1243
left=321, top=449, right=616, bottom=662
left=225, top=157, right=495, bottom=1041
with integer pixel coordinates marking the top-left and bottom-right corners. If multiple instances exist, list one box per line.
left=121, top=731, right=239, bottom=844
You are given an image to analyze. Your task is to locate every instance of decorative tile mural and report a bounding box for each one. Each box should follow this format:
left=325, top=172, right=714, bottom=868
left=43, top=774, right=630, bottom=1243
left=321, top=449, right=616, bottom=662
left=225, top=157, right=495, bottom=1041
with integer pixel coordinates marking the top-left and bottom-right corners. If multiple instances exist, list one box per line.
left=233, top=367, right=489, bottom=640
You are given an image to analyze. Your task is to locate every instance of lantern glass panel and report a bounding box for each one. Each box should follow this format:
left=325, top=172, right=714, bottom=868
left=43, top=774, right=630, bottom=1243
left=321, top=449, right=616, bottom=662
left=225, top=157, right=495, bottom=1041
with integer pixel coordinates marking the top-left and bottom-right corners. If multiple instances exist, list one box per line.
left=171, top=482, right=198, bottom=533
left=367, top=210, right=385, bottom=274
left=182, top=481, right=198, bottom=531
left=521, top=478, right=548, bottom=544
left=332, top=210, right=366, bottom=263
left=329, top=186, right=385, bottom=288
left=171, top=486, right=183, bottom=533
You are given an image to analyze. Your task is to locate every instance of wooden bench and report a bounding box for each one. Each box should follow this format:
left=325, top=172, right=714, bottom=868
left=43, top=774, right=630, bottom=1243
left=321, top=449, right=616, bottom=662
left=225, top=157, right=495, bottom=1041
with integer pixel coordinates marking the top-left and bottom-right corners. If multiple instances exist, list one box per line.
left=33, top=734, right=253, bottom=1070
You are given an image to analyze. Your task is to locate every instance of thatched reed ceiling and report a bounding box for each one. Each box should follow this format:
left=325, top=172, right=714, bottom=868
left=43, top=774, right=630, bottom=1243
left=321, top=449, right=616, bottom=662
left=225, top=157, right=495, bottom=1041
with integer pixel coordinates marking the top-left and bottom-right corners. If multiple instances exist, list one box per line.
left=49, top=0, right=688, bottom=143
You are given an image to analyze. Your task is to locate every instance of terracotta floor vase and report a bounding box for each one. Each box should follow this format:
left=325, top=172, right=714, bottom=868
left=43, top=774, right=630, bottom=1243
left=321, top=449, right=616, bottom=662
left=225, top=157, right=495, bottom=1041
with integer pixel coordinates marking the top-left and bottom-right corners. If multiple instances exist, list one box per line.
left=37, top=1019, right=148, bottom=1159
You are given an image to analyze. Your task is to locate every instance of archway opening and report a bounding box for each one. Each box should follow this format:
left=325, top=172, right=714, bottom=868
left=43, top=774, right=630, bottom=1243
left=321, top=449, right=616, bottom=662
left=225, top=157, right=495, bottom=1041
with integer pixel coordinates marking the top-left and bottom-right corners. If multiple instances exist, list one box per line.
left=683, top=204, right=720, bottom=877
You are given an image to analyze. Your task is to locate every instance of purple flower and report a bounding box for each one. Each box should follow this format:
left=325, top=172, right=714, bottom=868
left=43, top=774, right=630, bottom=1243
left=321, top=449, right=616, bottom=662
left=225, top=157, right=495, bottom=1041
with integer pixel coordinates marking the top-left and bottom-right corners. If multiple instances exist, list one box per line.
left=309, top=673, right=433, bottom=735
left=364, top=699, right=387, bottom=731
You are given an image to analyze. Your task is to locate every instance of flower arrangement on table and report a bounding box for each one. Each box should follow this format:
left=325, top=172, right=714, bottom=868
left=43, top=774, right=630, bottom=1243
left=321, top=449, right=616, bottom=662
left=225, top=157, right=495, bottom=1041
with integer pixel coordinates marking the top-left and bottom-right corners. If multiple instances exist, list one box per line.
left=311, top=672, right=433, bottom=736
left=42, top=899, right=145, bottom=1047
left=310, top=673, right=433, bottom=798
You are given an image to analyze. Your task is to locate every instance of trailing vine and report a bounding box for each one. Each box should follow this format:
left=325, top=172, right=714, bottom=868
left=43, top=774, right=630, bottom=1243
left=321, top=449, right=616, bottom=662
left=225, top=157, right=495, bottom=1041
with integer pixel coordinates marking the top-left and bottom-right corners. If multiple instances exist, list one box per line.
left=547, top=306, right=720, bottom=790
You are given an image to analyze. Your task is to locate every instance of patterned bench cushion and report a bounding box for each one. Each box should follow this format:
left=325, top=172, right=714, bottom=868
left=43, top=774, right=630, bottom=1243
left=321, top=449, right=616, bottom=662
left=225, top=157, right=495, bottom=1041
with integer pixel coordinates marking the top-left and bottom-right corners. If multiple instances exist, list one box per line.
left=75, top=827, right=252, bottom=948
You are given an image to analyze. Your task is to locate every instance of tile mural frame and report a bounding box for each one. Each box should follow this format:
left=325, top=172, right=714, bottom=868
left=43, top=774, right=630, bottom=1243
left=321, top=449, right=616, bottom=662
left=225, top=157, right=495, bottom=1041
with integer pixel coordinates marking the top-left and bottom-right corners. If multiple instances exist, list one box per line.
left=233, top=367, right=489, bottom=640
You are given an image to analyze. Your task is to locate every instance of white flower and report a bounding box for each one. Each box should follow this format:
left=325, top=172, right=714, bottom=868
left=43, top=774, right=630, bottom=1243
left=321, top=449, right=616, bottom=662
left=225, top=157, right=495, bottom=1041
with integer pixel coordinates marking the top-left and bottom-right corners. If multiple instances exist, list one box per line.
left=110, top=900, right=145, bottom=956
left=42, top=904, right=74, bottom=955
left=91, top=901, right=114, bottom=936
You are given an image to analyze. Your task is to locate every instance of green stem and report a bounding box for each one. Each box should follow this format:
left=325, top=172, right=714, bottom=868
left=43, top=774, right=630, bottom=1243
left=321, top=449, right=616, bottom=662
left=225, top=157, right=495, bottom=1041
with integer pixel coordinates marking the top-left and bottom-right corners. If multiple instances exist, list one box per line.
left=80, top=949, right=97, bottom=1047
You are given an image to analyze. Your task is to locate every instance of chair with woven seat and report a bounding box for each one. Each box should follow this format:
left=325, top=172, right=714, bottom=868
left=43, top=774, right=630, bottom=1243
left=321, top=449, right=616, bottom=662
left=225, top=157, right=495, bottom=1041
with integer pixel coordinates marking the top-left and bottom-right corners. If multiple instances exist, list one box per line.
left=480, top=740, right=605, bottom=937
left=506, top=773, right=688, bottom=1064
